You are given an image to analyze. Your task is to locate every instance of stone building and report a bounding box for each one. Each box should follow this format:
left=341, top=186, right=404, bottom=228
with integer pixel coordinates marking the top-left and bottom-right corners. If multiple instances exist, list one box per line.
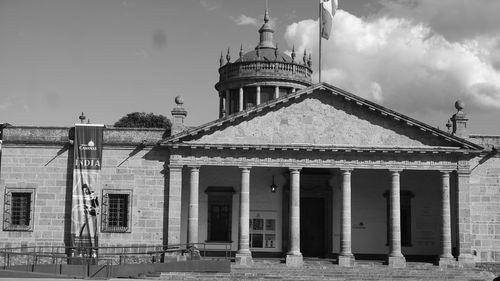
left=0, top=9, right=499, bottom=268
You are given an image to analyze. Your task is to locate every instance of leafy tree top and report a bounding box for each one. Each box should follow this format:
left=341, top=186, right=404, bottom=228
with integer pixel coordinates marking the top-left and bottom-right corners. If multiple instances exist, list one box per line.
left=114, top=112, right=171, bottom=129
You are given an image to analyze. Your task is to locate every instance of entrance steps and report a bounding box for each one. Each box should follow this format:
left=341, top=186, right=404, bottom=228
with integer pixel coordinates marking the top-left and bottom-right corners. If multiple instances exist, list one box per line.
left=157, top=259, right=497, bottom=281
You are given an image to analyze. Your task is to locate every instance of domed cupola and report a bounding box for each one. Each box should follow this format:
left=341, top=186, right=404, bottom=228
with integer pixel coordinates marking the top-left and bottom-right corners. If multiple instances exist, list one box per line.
left=215, top=8, right=313, bottom=118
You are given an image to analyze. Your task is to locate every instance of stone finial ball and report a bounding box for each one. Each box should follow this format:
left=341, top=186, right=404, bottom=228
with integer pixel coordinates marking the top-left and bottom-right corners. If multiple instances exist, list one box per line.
left=455, top=100, right=465, bottom=111
left=175, top=96, right=184, bottom=105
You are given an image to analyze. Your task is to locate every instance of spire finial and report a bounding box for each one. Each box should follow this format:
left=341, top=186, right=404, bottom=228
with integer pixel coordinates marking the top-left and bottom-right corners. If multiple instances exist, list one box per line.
left=226, top=47, right=231, bottom=63
left=256, top=0, right=275, bottom=49
left=219, top=51, right=225, bottom=67
left=303, top=49, right=307, bottom=65
left=275, top=43, right=278, bottom=60
left=264, top=0, right=269, bottom=23
left=79, top=112, right=86, bottom=123
left=291, top=45, right=296, bottom=62
left=264, top=4, right=269, bottom=23
left=307, top=53, right=312, bottom=68
left=239, top=44, right=244, bottom=61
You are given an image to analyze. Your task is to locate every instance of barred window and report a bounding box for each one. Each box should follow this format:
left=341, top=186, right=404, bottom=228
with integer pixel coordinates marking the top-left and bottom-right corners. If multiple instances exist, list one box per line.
left=109, top=194, right=128, bottom=228
left=101, top=189, right=132, bottom=233
left=11, top=193, right=31, bottom=226
left=3, top=187, right=35, bottom=231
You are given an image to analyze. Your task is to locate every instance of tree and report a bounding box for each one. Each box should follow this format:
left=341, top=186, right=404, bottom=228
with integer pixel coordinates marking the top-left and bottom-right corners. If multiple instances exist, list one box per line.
left=114, top=112, right=171, bottom=129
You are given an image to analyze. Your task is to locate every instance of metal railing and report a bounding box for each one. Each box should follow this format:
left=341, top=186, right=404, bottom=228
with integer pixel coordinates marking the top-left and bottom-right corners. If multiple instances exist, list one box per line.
left=0, top=242, right=232, bottom=279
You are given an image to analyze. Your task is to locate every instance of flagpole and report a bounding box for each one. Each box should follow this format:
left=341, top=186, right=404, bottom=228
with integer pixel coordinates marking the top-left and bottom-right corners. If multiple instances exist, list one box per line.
left=319, top=0, right=322, bottom=83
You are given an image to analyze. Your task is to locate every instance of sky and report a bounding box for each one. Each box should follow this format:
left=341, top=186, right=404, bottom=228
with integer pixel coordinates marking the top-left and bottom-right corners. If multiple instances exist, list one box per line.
left=0, top=0, right=499, bottom=134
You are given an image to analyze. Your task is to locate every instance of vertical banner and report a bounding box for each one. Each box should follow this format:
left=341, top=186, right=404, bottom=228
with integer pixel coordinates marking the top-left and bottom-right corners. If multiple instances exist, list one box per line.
left=71, top=124, right=104, bottom=258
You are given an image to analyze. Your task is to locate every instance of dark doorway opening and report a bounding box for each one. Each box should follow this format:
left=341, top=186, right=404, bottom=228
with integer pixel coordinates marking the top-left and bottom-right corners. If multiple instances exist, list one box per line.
left=300, top=197, right=325, bottom=257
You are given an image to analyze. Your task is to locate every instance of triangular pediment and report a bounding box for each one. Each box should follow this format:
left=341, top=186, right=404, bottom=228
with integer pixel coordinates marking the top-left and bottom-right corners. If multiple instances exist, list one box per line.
left=164, top=83, right=481, bottom=150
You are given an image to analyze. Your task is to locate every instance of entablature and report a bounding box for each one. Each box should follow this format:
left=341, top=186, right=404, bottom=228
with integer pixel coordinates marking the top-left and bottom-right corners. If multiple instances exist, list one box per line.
left=168, top=146, right=468, bottom=171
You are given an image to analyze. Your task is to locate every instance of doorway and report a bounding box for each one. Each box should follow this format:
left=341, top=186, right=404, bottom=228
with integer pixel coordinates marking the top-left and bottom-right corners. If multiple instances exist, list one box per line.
left=300, top=197, right=325, bottom=257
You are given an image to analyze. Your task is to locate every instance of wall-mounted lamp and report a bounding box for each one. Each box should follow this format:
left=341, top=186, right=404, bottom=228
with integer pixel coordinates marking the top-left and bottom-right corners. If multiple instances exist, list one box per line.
left=270, top=175, right=277, bottom=193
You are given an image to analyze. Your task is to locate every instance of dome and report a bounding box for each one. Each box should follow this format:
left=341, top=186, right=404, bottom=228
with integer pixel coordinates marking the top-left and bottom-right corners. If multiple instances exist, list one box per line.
left=236, top=48, right=293, bottom=63
left=215, top=6, right=313, bottom=118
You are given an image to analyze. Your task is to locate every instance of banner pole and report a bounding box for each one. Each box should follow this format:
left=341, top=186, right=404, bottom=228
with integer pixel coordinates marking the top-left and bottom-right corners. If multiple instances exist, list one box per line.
left=319, top=0, right=322, bottom=83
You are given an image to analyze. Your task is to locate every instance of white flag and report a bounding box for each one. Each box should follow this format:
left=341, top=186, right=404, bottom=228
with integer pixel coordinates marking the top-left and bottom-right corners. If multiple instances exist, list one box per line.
left=321, top=0, right=338, bottom=40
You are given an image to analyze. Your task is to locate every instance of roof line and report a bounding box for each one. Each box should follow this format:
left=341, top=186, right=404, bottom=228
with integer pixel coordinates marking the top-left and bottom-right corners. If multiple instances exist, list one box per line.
left=163, top=82, right=483, bottom=150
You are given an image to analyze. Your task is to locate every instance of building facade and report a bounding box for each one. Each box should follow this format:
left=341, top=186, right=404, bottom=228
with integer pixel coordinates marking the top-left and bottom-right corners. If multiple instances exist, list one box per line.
left=1, top=10, right=499, bottom=268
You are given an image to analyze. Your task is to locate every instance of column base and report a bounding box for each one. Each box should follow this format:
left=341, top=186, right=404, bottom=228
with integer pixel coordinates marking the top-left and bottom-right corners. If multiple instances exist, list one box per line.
left=387, top=255, right=406, bottom=268
left=438, top=256, right=457, bottom=267
left=286, top=254, right=303, bottom=267
left=235, top=253, right=253, bottom=266
left=457, top=254, right=475, bottom=268
left=338, top=254, right=355, bottom=267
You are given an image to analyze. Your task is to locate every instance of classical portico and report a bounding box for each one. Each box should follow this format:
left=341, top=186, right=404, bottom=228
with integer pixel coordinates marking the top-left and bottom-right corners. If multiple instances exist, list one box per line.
left=163, top=83, right=482, bottom=267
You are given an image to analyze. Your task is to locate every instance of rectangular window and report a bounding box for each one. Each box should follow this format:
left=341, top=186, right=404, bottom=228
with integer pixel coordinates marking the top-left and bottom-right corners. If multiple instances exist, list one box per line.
left=101, top=189, right=132, bottom=233
left=108, top=194, right=129, bottom=228
left=3, top=187, right=35, bottom=231
left=11, top=193, right=31, bottom=226
left=205, top=186, right=234, bottom=242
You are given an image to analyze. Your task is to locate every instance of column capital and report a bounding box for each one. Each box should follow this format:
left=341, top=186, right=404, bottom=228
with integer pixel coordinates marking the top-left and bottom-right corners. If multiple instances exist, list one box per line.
left=168, top=164, right=183, bottom=170
left=289, top=167, right=302, bottom=173
left=239, top=166, right=252, bottom=171
left=456, top=170, right=471, bottom=176
left=389, top=169, right=403, bottom=174
left=340, top=168, right=353, bottom=174
left=187, top=165, right=200, bottom=170
left=439, top=170, right=452, bottom=175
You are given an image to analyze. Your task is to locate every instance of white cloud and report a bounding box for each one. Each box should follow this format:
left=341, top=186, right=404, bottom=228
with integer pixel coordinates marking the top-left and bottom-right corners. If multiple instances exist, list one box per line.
left=284, top=10, right=500, bottom=118
left=230, top=14, right=259, bottom=26
left=0, top=95, right=29, bottom=113
left=378, top=0, right=500, bottom=41
left=0, top=96, right=15, bottom=110
left=199, top=0, right=218, bottom=11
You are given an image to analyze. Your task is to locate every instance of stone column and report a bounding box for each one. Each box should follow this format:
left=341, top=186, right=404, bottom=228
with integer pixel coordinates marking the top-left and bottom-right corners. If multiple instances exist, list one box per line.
left=239, top=88, right=244, bottom=111
left=439, top=171, right=455, bottom=266
left=187, top=166, right=200, bottom=246
left=219, top=95, right=224, bottom=118
left=256, top=86, right=261, bottom=105
left=236, top=167, right=253, bottom=266
left=388, top=169, right=406, bottom=268
left=456, top=170, right=475, bottom=267
left=339, top=169, right=354, bottom=267
left=275, top=86, right=279, bottom=99
left=167, top=165, right=183, bottom=245
left=286, top=168, right=303, bottom=266
left=225, top=90, right=230, bottom=115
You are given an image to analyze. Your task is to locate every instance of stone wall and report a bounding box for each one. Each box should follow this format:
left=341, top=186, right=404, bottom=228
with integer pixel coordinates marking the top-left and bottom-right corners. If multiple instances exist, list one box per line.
left=469, top=135, right=500, bottom=262
left=0, top=145, right=70, bottom=248
left=0, top=126, right=168, bottom=250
